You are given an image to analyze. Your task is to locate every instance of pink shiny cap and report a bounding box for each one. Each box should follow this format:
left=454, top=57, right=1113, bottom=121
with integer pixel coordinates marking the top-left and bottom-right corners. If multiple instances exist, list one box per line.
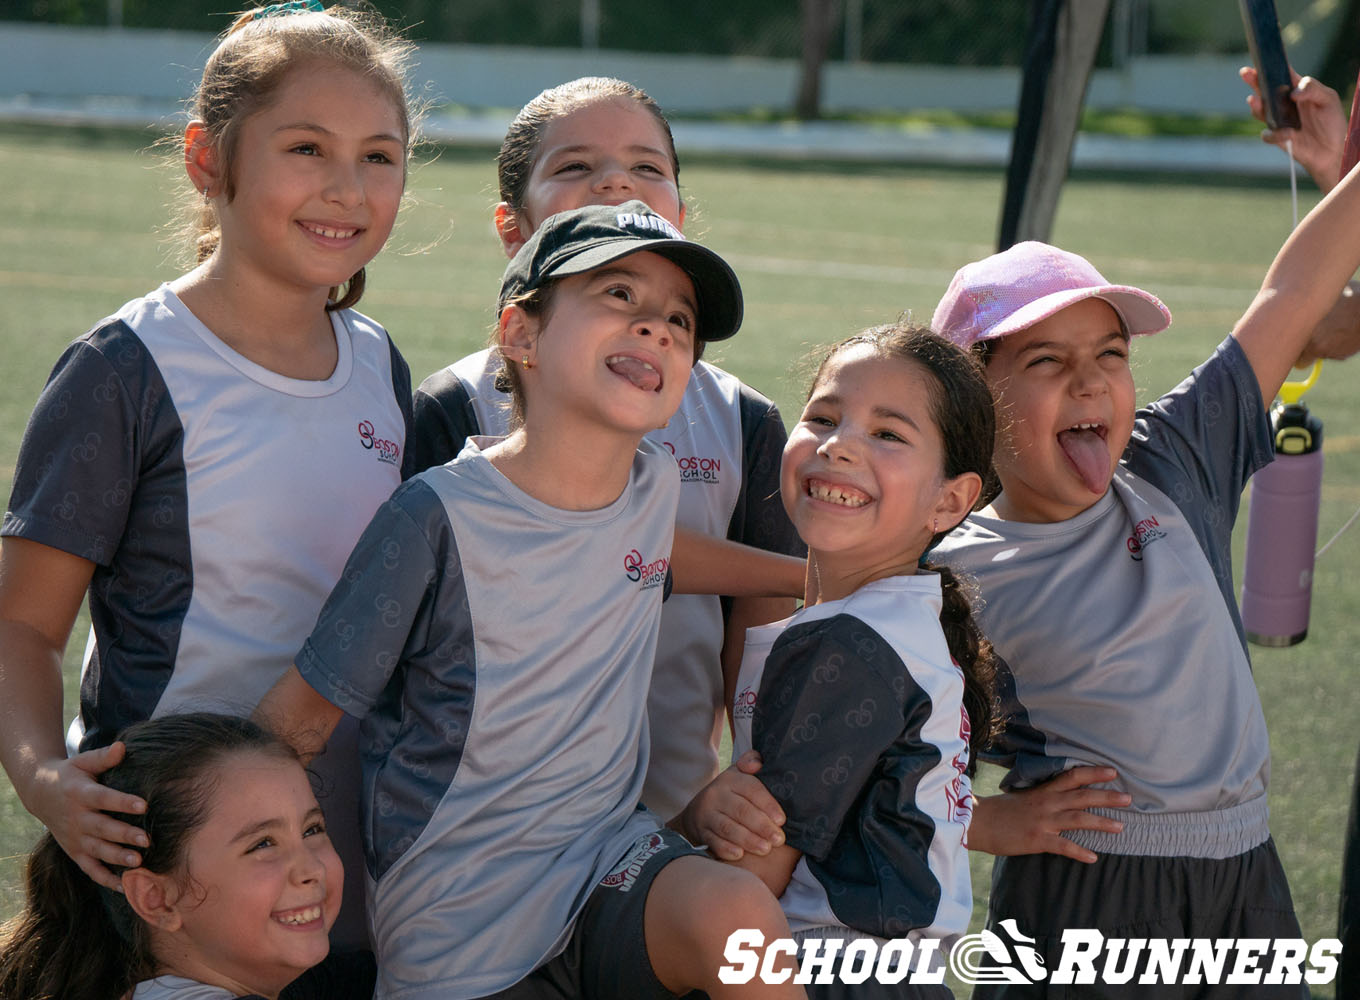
left=932, top=241, right=1172, bottom=348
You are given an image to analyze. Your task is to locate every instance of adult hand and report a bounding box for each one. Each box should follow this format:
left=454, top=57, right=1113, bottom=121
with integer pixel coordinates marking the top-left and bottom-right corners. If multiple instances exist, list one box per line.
left=1240, top=65, right=1346, bottom=192
left=1296, top=281, right=1360, bottom=367
left=672, top=750, right=785, bottom=861
left=26, top=742, right=148, bottom=890
left=966, top=766, right=1130, bottom=864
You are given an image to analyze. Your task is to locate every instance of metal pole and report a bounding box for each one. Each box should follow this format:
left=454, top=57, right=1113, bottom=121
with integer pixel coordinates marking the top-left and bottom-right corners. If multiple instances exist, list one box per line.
left=998, top=0, right=1112, bottom=249
left=845, top=0, right=863, bottom=63
left=1111, top=0, right=1129, bottom=68
left=581, top=0, right=600, bottom=49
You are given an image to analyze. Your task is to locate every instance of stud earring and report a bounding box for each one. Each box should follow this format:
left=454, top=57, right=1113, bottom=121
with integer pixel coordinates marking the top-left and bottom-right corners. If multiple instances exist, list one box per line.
left=521, top=354, right=533, bottom=369
left=202, top=187, right=211, bottom=205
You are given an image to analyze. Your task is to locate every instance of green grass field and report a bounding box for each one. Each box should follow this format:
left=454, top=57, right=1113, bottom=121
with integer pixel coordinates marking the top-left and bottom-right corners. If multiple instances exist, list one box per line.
left=1, top=121, right=1356, bottom=995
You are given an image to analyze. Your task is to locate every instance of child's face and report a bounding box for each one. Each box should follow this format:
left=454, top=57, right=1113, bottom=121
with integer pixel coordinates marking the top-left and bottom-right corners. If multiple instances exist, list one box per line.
left=165, top=752, right=342, bottom=997
left=501, top=99, right=683, bottom=256
left=983, top=297, right=1136, bottom=523
left=782, top=346, right=962, bottom=590
left=213, top=60, right=407, bottom=295
left=515, top=251, right=697, bottom=436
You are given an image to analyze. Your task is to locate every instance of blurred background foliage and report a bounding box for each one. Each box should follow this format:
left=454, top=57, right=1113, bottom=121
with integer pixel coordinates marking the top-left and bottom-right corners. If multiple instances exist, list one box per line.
left=3, top=1, right=1354, bottom=93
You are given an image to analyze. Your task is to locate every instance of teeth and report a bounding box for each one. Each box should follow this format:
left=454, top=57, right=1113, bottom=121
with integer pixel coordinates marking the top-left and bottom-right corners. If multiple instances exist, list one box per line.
left=808, top=481, right=869, bottom=507
left=303, top=223, right=357, bottom=239
left=276, top=905, right=322, bottom=926
left=606, top=355, right=656, bottom=373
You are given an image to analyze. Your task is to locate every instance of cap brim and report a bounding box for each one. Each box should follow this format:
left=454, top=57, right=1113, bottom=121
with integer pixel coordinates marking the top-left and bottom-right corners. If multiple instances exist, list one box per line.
left=544, top=238, right=744, bottom=342
left=982, top=284, right=1171, bottom=342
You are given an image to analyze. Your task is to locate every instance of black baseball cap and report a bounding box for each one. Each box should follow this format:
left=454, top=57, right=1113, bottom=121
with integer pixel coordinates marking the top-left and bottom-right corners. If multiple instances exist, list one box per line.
left=498, top=200, right=744, bottom=342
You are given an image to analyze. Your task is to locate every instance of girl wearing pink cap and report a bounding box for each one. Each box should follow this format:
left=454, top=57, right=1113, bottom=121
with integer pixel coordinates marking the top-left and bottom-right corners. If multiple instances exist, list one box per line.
left=923, top=162, right=1360, bottom=996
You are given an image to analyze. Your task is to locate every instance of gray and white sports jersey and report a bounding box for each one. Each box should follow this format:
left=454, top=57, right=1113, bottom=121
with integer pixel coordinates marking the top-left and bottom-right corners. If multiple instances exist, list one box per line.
left=297, top=438, right=679, bottom=1000
left=934, top=336, right=1276, bottom=859
left=733, top=575, right=973, bottom=950
left=411, top=348, right=802, bottom=819
left=132, top=976, right=263, bottom=1000
left=2, top=284, right=411, bottom=749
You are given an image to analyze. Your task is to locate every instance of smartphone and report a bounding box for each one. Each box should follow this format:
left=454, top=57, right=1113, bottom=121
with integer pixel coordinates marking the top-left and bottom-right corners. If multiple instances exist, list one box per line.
left=1240, top=0, right=1301, bottom=131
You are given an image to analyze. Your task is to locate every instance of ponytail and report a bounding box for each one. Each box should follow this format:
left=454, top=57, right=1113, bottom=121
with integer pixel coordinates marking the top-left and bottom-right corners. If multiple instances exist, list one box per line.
left=926, top=560, right=1001, bottom=772
left=0, top=834, right=141, bottom=1000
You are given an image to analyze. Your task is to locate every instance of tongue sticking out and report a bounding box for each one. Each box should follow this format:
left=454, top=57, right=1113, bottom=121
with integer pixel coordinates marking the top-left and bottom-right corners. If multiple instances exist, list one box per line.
left=607, top=356, right=661, bottom=392
left=1057, top=428, right=1110, bottom=494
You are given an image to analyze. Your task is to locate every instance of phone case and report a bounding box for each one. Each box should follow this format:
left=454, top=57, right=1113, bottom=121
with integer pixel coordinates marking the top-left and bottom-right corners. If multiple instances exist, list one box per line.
left=1240, top=0, right=1301, bottom=131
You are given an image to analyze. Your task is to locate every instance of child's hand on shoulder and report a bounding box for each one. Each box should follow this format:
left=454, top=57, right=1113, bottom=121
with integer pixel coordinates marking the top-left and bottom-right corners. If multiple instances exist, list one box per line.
left=967, top=766, right=1130, bottom=864
left=671, top=750, right=786, bottom=861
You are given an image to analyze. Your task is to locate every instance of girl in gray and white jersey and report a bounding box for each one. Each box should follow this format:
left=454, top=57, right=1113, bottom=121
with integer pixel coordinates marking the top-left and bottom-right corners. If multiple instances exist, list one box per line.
left=258, top=202, right=807, bottom=1000
left=726, top=325, right=1000, bottom=999
left=0, top=5, right=416, bottom=955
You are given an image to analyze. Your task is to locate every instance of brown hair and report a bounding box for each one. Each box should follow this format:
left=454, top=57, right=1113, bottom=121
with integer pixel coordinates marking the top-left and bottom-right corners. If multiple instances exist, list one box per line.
left=492, top=283, right=560, bottom=428
left=491, top=255, right=706, bottom=430
left=497, top=77, right=680, bottom=215
left=184, top=4, right=415, bottom=310
left=0, top=714, right=302, bottom=1000
left=808, top=323, right=1002, bottom=759
left=969, top=338, right=1004, bottom=504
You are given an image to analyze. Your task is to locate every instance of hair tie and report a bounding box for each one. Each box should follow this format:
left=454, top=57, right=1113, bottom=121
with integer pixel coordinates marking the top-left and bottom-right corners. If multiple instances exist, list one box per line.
left=253, top=0, right=324, bottom=19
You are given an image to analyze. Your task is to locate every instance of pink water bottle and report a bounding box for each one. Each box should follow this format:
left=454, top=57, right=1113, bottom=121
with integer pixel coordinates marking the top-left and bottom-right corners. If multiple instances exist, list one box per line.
left=1241, top=400, right=1323, bottom=646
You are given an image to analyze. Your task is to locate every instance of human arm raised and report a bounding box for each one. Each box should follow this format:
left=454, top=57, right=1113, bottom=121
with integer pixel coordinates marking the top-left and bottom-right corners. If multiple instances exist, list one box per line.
left=1238, top=65, right=1360, bottom=369
left=1233, top=138, right=1360, bottom=402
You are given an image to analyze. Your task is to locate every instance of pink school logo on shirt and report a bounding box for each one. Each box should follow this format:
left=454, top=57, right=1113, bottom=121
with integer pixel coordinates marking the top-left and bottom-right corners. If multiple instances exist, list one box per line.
left=1125, top=515, right=1166, bottom=561
left=624, top=549, right=669, bottom=590
left=358, top=420, right=400, bottom=467
left=661, top=441, right=722, bottom=485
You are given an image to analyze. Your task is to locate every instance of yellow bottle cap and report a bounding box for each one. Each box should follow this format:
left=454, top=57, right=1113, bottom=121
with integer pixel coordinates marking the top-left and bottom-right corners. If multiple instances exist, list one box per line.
left=1279, top=361, right=1322, bottom=406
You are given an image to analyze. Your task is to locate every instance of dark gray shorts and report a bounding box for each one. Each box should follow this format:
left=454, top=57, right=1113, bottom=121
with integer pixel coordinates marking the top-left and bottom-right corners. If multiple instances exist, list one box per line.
left=474, top=828, right=706, bottom=1000
left=972, top=838, right=1310, bottom=999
